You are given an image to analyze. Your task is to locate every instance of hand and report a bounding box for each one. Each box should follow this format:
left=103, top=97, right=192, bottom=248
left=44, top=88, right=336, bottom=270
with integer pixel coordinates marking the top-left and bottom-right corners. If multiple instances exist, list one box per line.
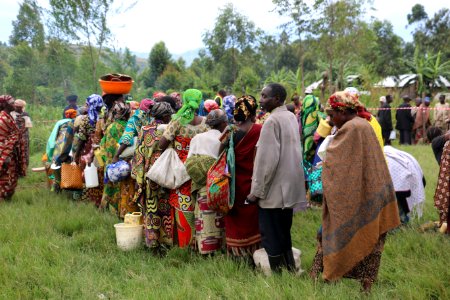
left=246, top=194, right=260, bottom=204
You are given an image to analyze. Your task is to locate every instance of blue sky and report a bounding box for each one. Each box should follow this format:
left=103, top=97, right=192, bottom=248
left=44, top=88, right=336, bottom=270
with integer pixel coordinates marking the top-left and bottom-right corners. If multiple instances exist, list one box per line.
left=0, top=0, right=446, bottom=55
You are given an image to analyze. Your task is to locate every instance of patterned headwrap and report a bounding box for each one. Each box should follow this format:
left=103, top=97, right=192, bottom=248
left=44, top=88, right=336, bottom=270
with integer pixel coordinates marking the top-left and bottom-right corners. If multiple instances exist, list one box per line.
left=139, top=98, right=155, bottom=113
left=86, top=94, right=104, bottom=125
left=151, top=102, right=174, bottom=119
left=170, top=92, right=182, bottom=109
left=327, top=91, right=372, bottom=121
left=233, top=95, right=258, bottom=122
left=65, top=109, right=77, bottom=119
left=172, top=89, right=202, bottom=125
left=14, top=99, right=26, bottom=107
left=0, top=95, right=15, bottom=104
left=204, top=99, right=219, bottom=112
left=110, top=101, right=130, bottom=121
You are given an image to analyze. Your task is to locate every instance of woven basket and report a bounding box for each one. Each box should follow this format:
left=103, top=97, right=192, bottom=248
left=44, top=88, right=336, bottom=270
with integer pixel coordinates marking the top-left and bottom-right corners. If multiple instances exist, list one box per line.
left=60, top=163, right=83, bottom=189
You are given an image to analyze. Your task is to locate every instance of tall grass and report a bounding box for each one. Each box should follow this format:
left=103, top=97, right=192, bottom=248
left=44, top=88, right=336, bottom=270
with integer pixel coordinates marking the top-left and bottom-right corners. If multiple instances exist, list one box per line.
left=0, top=107, right=449, bottom=299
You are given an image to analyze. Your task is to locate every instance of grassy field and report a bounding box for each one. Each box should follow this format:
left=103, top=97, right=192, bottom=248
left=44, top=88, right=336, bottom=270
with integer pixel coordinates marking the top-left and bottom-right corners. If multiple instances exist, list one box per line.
left=0, top=106, right=449, bottom=299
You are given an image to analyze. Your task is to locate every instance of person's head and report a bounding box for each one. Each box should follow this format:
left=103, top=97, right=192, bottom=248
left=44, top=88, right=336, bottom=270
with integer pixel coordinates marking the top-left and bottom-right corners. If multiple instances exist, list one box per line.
left=86, top=94, right=104, bottom=125
left=379, top=96, right=386, bottom=105
left=150, top=101, right=174, bottom=124
left=0, top=95, right=15, bottom=113
left=157, top=96, right=177, bottom=111
left=415, top=97, right=422, bottom=106
left=286, top=103, right=296, bottom=114
left=326, top=91, right=364, bottom=129
left=344, top=87, right=360, bottom=98
left=204, top=99, right=219, bottom=113
left=218, top=89, right=227, bottom=98
left=139, top=98, right=155, bottom=114
left=206, top=109, right=228, bottom=132
left=129, top=101, right=140, bottom=111
left=109, top=101, right=130, bottom=121
left=305, top=87, right=313, bottom=95
left=386, top=94, right=393, bottom=104
left=439, top=94, right=446, bottom=104
left=291, top=94, right=300, bottom=106
left=152, top=91, right=166, bottom=100
left=424, top=96, right=431, bottom=107
left=426, top=126, right=443, bottom=142
left=14, top=99, right=26, bottom=113
left=65, top=109, right=77, bottom=119
left=102, top=94, right=123, bottom=109
left=78, top=106, right=87, bottom=115
left=260, top=83, right=287, bottom=113
left=233, top=95, right=258, bottom=123
left=172, top=89, right=202, bottom=125
left=170, top=92, right=182, bottom=109
left=402, top=95, right=411, bottom=103
left=66, top=94, right=78, bottom=105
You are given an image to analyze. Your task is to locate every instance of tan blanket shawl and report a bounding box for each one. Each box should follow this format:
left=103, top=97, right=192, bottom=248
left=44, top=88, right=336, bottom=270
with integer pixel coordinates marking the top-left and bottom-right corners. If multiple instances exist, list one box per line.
left=322, top=117, right=400, bottom=280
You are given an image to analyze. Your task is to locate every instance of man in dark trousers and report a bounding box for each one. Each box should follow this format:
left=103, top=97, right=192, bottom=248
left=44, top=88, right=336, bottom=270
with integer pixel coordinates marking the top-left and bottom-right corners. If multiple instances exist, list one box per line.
left=396, top=95, right=415, bottom=145
left=247, top=83, right=306, bottom=273
left=377, top=94, right=393, bottom=145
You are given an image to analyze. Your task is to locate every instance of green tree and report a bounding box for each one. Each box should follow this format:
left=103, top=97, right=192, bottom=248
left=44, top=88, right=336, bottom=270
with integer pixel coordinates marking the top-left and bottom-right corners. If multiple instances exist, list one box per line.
left=9, top=0, right=45, bottom=50
left=367, top=20, right=405, bottom=77
left=155, top=65, right=182, bottom=91
left=405, top=48, right=450, bottom=95
left=203, top=3, right=261, bottom=85
left=143, top=41, right=172, bottom=88
left=272, top=0, right=373, bottom=92
left=4, top=43, right=41, bottom=101
left=49, top=0, right=114, bottom=92
left=45, top=39, right=77, bottom=96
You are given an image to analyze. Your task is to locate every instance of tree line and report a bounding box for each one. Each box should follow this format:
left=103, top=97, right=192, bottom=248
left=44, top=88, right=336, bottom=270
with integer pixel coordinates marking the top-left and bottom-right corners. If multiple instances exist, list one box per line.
left=0, top=0, right=449, bottom=106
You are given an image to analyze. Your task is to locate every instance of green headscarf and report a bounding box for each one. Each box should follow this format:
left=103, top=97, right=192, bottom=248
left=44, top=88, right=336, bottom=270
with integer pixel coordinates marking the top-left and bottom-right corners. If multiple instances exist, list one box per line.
left=172, top=89, right=202, bottom=125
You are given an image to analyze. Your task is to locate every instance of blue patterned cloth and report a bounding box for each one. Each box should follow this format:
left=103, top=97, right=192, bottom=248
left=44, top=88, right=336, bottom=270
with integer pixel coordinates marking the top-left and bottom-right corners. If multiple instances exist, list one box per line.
left=223, top=95, right=236, bottom=121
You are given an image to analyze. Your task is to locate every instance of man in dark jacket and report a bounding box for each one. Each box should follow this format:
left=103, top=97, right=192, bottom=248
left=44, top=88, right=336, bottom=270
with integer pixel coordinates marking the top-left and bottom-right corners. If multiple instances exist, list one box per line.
left=377, top=94, right=393, bottom=145
left=396, top=95, right=415, bottom=145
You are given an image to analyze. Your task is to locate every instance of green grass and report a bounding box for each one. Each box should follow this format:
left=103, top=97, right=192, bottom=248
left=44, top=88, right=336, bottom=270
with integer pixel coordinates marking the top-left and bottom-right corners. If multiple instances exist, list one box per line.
left=1, top=106, right=449, bottom=298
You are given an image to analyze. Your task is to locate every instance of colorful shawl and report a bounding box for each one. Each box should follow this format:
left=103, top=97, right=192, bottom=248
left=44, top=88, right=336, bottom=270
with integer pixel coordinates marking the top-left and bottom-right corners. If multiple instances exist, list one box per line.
left=434, top=141, right=450, bottom=233
left=46, top=119, right=73, bottom=162
left=0, top=111, right=25, bottom=174
left=321, top=117, right=400, bottom=280
left=301, top=95, right=322, bottom=162
left=224, top=124, right=262, bottom=255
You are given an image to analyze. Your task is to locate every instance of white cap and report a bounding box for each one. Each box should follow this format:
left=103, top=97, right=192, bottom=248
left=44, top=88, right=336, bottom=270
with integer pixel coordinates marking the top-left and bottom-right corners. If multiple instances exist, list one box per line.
left=379, top=96, right=386, bottom=103
left=305, top=87, right=313, bottom=94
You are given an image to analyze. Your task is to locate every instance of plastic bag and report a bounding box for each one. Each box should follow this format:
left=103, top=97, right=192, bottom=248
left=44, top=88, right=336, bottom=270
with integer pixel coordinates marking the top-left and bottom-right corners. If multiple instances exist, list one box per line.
left=146, top=148, right=190, bottom=189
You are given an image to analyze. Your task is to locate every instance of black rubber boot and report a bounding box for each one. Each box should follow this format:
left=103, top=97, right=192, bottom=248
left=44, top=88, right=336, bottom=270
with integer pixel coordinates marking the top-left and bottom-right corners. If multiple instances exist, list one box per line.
left=268, top=254, right=285, bottom=274
left=283, top=249, right=296, bottom=273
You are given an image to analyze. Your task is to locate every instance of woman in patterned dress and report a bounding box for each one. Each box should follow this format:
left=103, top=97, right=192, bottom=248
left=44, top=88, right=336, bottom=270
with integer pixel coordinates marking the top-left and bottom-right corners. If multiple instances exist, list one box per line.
left=73, top=94, right=105, bottom=206
left=99, top=101, right=133, bottom=217
left=159, top=89, right=209, bottom=248
left=0, top=95, right=26, bottom=201
left=131, top=102, right=174, bottom=251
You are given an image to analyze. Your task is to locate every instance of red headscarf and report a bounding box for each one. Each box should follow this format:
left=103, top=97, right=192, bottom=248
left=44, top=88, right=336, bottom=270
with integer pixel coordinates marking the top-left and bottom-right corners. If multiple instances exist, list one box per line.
left=327, top=91, right=372, bottom=121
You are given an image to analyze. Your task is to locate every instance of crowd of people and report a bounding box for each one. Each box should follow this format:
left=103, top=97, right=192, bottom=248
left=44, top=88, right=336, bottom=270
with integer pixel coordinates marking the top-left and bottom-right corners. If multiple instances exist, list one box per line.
left=0, top=81, right=449, bottom=293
